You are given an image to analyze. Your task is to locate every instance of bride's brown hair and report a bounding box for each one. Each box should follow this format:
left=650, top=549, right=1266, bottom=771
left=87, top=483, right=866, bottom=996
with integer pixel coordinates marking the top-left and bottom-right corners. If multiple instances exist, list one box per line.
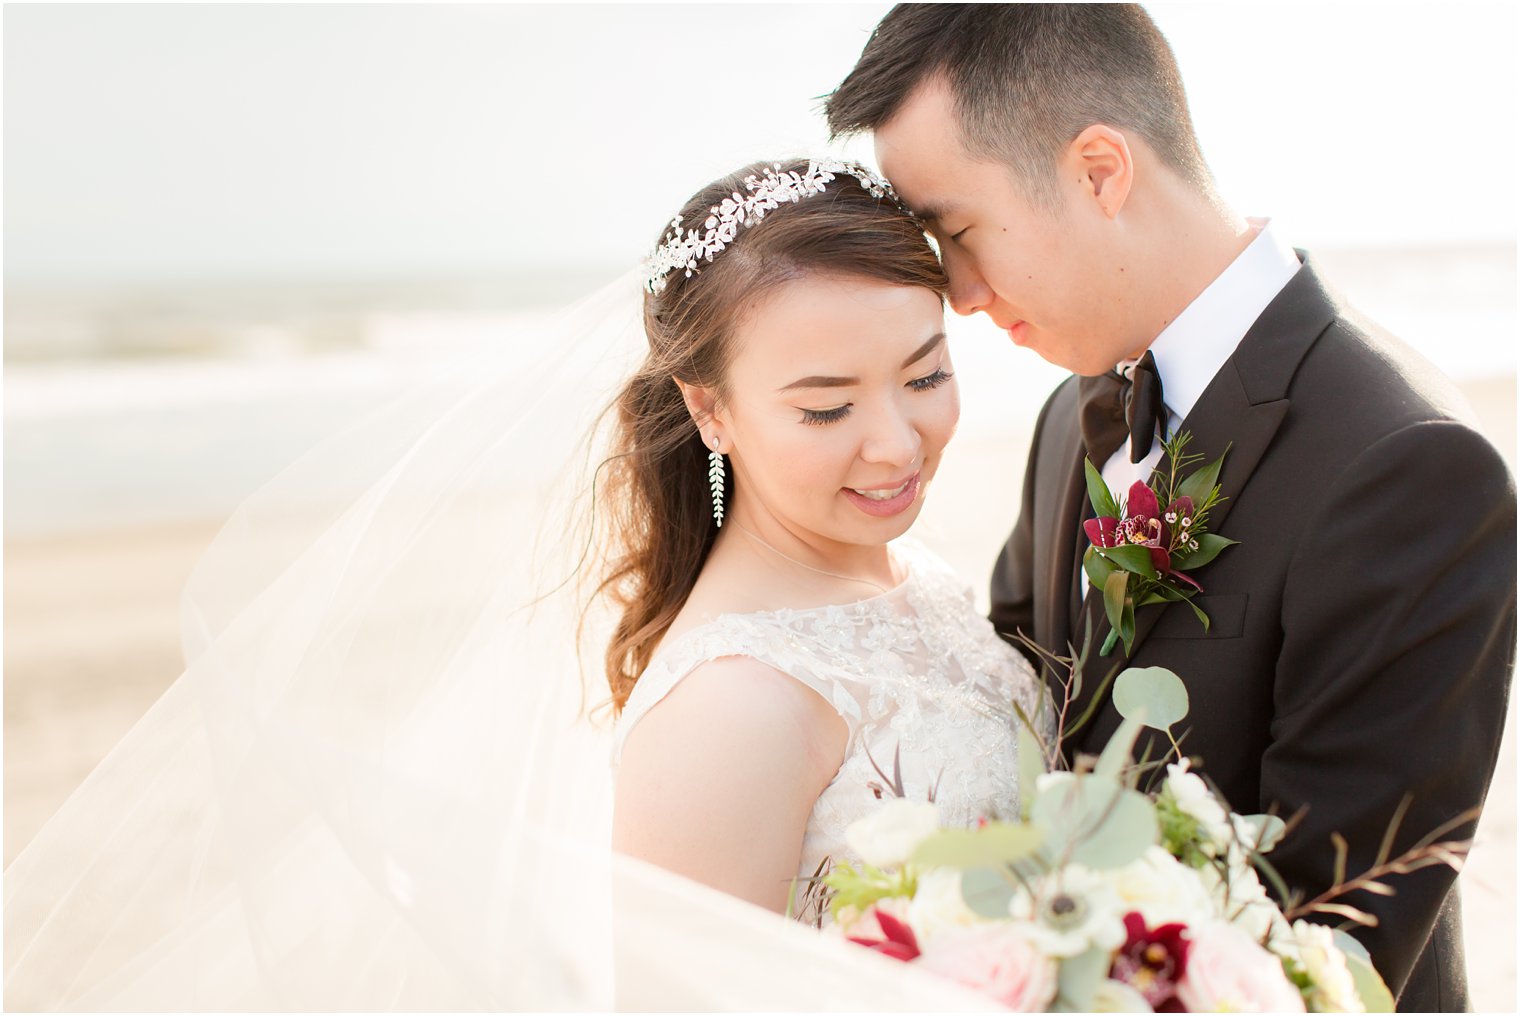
left=594, top=158, right=948, bottom=713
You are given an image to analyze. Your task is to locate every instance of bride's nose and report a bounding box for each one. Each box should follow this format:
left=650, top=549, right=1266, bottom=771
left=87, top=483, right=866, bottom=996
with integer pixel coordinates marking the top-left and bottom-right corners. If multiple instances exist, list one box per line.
left=858, top=405, right=921, bottom=467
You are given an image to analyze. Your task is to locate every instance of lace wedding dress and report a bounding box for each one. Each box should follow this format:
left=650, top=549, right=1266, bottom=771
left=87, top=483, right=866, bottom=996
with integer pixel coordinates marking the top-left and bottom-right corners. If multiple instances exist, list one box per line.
left=614, top=538, right=1051, bottom=925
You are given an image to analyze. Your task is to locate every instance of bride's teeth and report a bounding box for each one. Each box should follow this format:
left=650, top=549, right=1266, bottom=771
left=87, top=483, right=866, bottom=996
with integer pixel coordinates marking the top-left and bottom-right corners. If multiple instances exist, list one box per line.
left=852, top=479, right=911, bottom=501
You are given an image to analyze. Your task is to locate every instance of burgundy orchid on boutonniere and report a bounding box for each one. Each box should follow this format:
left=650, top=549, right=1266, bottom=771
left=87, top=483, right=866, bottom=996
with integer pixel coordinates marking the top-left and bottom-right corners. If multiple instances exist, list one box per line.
left=1083, top=431, right=1237, bottom=655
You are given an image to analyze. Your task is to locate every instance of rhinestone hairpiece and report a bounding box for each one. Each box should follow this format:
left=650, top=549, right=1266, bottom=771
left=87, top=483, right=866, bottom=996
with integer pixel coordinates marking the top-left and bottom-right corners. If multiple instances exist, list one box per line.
left=642, top=158, right=900, bottom=294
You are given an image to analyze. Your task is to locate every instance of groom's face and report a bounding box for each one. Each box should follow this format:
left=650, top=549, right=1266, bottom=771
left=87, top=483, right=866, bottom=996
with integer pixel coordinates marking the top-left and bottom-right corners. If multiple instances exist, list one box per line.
left=875, top=78, right=1135, bottom=376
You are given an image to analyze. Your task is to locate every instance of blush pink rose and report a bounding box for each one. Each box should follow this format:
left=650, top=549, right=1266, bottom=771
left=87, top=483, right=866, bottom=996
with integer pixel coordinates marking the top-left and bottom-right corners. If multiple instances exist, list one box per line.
left=916, top=925, right=1058, bottom=1012
left=1176, top=921, right=1305, bottom=1012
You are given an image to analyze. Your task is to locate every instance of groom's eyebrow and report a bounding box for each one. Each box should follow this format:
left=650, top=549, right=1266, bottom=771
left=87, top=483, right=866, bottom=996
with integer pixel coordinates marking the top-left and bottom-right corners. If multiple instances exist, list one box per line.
left=777, top=333, right=946, bottom=392
left=911, top=201, right=953, bottom=225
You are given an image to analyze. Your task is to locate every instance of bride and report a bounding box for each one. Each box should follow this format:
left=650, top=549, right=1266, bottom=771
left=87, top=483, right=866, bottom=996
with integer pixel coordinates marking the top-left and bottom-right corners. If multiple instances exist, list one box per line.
left=605, top=158, right=1047, bottom=921
left=4, top=158, right=1044, bottom=1010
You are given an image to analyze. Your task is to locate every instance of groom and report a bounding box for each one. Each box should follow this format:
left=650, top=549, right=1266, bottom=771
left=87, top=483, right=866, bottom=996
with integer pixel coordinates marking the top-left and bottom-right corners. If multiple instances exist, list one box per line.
left=827, top=5, right=1515, bottom=1011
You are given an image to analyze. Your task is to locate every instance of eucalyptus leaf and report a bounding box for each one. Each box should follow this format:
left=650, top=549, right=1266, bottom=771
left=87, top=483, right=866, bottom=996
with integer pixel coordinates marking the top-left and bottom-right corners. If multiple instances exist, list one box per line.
left=960, top=867, right=1016, bottom=919
left=1056, top=946, right=1110, bottom=1012
left=1112, top=667, right=1189, bottom=730
left=911, top=822, right=1044, bottom=869
left=1030, top=773, right=1157, bottom=870
left=1095, top=712, right=1143, bottom=781
left=1084, top=458, right=1120, bottom=520
left=1177, top=447, right=1229, bottom=505
left=1018, top=723, right=1044, bottom=820
left=1340, top=943, right=1395, bottom=1013
left=1332, top=928, right=1374, bottom=964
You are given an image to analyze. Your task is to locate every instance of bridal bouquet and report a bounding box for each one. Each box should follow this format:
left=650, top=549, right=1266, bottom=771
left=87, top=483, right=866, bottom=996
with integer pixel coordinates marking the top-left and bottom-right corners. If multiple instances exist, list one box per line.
left=820, top=669, right=1407, bottom=1013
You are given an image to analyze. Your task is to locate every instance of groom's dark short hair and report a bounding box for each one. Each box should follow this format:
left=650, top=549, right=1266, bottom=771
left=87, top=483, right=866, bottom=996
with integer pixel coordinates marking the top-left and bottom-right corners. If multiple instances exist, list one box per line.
left=825, top=3, right=1212, bottom=207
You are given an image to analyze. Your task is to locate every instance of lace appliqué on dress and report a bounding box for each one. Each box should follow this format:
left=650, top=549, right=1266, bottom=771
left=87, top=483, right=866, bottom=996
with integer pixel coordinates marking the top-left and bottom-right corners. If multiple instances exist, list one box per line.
left=612, top=539, right=1051, bottom=926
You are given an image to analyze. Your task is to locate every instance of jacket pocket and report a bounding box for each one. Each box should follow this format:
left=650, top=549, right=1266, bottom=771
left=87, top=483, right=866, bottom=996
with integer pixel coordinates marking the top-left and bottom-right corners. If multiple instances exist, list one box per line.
left=1148, top=592, right=1248, bottom=639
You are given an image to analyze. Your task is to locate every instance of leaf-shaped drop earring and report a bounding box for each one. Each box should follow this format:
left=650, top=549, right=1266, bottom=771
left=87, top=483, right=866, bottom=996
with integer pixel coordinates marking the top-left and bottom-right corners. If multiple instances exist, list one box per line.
left=707, top=436, right=725, bottom=528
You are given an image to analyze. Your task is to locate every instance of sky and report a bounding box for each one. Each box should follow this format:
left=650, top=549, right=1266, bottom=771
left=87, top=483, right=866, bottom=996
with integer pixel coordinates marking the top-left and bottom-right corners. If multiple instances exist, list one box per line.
left=4, top=2, right=1518, bottom=287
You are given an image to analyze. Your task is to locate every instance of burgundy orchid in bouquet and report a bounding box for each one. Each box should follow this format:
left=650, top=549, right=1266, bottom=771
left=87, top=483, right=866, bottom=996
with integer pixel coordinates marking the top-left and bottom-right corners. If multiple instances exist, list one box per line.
left=1084, top=431, right=1237, bottom=655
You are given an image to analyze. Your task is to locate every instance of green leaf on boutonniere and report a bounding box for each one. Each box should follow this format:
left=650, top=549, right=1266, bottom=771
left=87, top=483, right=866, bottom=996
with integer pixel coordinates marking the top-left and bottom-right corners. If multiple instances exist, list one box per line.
left=1185, top=596, right=1210, bottom=632
left=1099, top=544, right=1160, bottom=580
left=1103, top=571, right=1128, bottom=635
left=1084, top=458, right=1120, bottom=520
left=1170, top=532, right=1238, bottom=571
left=1083, top=547, right=1118, bottom=589
left=1176, top=445, right=1230, bottom=505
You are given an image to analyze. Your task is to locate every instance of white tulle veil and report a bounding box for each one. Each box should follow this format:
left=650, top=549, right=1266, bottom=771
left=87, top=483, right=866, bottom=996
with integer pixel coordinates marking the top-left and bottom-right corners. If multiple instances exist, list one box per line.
left=3, top=270, right=1000, bottom=1011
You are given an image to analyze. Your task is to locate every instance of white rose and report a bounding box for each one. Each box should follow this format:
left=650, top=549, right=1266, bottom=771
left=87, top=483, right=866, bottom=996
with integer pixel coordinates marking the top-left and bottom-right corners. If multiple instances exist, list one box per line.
left=1177, top=920, right=1306, bottom=1013
left=1292, top=920, right=1366, bottom=1013
left=1164, top=760, right=1232, bottom=848
left=1195, top=855, right=1292, bottom=950
left=1102, top=845, right=1215, bottom=929
left=906, top=867, right=981, bottom=947
left=843, top=798, right=941, bottom=869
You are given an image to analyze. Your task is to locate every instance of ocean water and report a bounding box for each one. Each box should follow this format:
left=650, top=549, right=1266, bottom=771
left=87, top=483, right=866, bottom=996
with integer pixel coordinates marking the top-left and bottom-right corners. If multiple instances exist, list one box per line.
left=5, top=245, right=1514, bottom=538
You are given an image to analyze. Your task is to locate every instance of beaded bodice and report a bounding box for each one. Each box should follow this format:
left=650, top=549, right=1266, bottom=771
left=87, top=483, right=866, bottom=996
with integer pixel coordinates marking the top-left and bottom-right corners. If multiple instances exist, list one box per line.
left=611, top=539, right=1049, bottom=922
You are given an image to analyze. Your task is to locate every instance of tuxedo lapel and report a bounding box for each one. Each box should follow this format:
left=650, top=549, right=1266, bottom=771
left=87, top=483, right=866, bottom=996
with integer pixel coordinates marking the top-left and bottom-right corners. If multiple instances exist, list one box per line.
left=1042, top=410, right=1089, bottom=655
left=1074, top=256, right=1338, bottom=676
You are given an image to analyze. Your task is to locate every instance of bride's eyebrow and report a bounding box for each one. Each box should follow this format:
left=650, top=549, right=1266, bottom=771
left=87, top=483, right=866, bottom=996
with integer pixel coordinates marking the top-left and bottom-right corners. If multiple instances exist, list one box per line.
left=776, top=333, right=946, bottom=392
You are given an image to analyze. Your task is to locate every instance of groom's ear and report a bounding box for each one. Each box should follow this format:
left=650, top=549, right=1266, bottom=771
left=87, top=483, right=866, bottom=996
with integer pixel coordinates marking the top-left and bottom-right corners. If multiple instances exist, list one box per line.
left=1066, top=124, right=1134, bottom=219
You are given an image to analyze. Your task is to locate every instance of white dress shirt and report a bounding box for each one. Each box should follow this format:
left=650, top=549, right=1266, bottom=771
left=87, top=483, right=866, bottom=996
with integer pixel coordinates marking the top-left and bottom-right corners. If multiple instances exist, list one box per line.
left=1081, top=219, right=1301, bottom=596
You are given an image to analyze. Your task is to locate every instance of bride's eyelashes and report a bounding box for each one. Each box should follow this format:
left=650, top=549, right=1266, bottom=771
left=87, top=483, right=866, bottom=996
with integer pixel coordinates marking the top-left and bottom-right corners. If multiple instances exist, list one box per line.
left=907, top=367, right=954, bottom=392
left=798, top=367, right=955, bottom=426
left=801, top=405, right=851, bottom=426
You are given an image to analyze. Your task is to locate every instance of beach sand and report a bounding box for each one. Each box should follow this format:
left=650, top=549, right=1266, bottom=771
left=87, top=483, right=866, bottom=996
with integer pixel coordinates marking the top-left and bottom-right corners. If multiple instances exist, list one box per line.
left=5, top=374, right=1515, bottom=1008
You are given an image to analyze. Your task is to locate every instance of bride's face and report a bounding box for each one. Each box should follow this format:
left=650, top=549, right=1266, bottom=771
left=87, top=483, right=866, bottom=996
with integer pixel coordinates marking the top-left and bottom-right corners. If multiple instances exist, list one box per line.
left=714, top=274, right=957, bottom=549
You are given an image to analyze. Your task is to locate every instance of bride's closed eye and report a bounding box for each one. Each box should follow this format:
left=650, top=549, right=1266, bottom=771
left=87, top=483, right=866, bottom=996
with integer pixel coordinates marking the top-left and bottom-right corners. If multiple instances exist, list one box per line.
left=799, top=366, right=955, bottom=425
left=907, top=367, right=954, bottom=392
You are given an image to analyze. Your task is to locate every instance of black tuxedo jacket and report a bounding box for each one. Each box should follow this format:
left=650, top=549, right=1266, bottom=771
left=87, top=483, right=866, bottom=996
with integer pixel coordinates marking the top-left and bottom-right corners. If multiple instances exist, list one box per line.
left=990, top=256, right=1515, bottom=1011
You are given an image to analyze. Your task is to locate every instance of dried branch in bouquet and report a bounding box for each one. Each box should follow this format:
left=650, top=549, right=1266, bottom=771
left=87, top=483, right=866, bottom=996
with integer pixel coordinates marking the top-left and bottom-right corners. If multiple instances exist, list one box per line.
left=1010, top=624, right=1124, bottom=764
left=1282, top=798, right=1480, bottom=927
left=786, top=856, right=833, bottom=929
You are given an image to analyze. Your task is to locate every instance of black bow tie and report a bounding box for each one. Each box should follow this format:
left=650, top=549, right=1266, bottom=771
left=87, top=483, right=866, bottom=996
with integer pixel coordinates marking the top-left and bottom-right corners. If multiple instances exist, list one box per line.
left=1077, top=350, right=1166, bottom=466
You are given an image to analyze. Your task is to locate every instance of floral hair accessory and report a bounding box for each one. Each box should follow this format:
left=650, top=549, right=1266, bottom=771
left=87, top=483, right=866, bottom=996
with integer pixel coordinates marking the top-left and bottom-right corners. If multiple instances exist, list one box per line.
left=641, top=158, right=900, bottom=294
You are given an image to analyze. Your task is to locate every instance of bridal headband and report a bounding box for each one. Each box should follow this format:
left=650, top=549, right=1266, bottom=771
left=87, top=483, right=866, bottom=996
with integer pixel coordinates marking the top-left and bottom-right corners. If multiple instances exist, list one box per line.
left=641, top=158, right=900, bottom=294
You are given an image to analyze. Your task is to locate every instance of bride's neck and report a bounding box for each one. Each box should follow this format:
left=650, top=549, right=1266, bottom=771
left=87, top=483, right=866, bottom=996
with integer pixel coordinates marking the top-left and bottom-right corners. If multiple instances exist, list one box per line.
left=719, top=502, right=900, bottom=595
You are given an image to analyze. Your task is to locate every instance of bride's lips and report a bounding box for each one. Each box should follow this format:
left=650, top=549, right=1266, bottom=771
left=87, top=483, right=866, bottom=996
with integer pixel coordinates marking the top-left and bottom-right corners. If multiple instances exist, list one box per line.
left=842, top=472, right=922, bottom=518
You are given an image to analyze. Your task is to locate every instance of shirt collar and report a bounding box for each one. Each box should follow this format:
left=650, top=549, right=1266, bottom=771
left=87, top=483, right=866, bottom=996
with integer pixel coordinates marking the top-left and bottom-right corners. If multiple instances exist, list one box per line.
left=1140, top=219, right=1302, bottom=422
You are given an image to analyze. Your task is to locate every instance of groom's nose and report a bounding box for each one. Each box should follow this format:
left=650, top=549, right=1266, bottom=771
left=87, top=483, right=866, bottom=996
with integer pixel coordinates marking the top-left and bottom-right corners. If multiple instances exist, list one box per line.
left=943, top=248, right=994, bottom=317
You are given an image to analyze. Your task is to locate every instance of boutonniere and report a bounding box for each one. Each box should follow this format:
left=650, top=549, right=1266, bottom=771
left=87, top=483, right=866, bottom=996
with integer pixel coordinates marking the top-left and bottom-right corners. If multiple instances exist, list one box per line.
left=1083, top=432, right=1238, bottom=656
